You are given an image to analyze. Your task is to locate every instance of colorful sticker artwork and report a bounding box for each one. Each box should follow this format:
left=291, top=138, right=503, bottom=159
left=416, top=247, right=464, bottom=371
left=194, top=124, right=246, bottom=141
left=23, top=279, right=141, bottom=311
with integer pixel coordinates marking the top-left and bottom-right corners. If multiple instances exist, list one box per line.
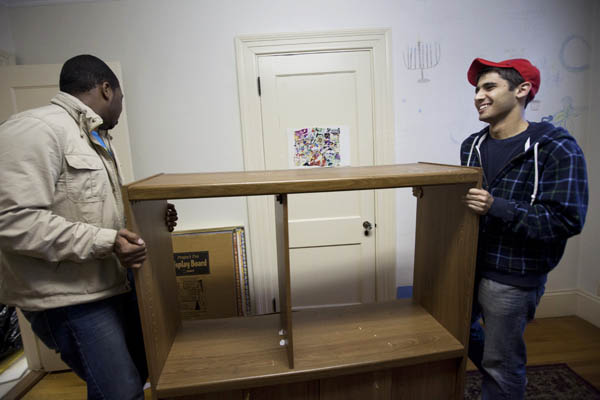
left=293, top=127, right=341, bottom=167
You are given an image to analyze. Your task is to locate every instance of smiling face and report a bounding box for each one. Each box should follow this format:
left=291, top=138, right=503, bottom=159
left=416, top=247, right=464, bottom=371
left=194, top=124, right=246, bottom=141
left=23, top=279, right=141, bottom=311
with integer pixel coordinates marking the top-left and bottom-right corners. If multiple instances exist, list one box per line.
left=474, top=71, right=521, bottom=125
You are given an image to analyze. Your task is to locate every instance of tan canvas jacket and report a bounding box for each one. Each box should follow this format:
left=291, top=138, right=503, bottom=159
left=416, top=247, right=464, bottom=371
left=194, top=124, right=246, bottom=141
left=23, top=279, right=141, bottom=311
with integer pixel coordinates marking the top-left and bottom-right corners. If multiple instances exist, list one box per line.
left=0, top=92, right=129, bottom=311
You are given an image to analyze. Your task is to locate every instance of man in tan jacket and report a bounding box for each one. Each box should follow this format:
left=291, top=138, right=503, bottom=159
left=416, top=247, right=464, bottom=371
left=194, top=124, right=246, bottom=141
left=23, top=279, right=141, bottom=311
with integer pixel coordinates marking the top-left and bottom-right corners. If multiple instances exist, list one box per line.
left=0, top=54, right=177, bottom=399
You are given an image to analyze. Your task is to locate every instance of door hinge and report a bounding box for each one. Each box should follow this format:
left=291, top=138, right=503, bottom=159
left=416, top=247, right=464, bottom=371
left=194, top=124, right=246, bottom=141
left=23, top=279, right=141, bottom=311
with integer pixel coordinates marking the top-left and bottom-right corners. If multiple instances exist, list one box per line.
left=257, top=76, right=261, bottom=96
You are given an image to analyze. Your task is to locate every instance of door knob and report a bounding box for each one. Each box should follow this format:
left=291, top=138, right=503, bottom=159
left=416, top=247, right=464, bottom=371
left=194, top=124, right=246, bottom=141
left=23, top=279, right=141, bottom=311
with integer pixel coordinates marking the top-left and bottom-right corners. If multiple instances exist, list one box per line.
left=363, top=221, right=373, bottom=236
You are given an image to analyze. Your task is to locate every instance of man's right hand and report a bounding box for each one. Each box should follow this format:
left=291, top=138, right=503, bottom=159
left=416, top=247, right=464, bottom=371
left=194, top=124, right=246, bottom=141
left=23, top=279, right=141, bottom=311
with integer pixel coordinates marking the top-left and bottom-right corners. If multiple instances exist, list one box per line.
left=462, top=188, right=494, bottom=215
left=114, top=229, right=147, bottom=268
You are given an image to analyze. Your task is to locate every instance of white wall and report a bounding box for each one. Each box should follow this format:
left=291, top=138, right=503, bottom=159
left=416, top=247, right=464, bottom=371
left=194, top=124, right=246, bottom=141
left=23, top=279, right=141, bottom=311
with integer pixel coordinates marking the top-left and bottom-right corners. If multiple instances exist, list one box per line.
left=3, top=0, right=598, bottom=294
left=578, top=0, right=600, bottom=297
left=0, top=4, right=15, bottom=54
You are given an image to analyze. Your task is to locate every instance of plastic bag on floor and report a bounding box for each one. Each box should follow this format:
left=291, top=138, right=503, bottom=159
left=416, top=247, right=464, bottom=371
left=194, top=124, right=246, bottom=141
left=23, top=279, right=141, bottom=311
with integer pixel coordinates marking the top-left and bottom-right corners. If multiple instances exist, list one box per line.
left=0, top=304, right=23, bottom=361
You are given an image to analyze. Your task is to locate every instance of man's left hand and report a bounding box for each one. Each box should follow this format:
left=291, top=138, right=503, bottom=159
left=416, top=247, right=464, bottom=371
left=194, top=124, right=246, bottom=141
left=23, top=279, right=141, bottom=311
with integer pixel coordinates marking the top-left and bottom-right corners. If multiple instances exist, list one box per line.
left=166, top=203, right=178, bottom=232
left=463, top=188, right=494, bottom=215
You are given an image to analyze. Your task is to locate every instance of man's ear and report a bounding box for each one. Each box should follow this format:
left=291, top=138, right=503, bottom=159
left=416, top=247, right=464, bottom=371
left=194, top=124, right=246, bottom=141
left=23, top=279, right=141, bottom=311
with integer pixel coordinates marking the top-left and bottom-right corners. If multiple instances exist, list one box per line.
left=516, top=82, right=532, bottom=102
left=99, top=81, right=113, bottom=101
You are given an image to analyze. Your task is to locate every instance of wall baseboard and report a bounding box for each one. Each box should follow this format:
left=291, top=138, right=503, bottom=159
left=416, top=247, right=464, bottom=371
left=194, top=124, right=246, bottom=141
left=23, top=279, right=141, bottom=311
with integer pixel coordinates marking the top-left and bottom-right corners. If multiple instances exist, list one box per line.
left=576, top=289, right=600, bottom=328
left=535, top=289, right=579, bottom=318
left=536, top=289, right=600, bottom=327
left=395, top=285, right=600, bottom=327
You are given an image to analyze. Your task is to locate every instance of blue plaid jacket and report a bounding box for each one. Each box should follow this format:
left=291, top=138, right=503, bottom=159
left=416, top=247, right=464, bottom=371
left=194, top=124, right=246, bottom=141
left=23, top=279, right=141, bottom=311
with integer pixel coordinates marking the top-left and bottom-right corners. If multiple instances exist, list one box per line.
left=461, top=122, right=588, bottom=285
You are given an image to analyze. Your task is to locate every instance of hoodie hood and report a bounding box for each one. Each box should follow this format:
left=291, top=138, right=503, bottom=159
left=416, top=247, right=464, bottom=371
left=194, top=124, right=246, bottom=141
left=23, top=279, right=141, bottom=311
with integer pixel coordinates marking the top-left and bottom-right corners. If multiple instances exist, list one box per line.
left=465, top=121, right=577, bottom=205
left=466, top=121, right=575, bottom=167
left=525, top=121, right=574, bottom=146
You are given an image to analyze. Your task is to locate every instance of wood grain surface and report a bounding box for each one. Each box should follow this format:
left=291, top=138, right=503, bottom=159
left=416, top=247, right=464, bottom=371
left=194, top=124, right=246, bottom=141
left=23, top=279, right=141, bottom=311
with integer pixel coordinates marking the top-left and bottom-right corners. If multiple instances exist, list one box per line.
left=274, top=195, right=294, bottom=368
left=126, top=164, right=481, bottom=200
left=156, top=300, right=463, bottom=398
left=412, top=182, right=481, bottom=399
left=21, top=317, right=600, bottom=399
left=123, top=195, right=181, bottom=398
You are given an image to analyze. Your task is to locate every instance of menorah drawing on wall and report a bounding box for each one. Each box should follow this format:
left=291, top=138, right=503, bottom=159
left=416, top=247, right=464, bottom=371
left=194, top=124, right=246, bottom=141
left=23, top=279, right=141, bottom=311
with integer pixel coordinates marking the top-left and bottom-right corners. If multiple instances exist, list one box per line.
left=403, top=41, right=441, bottom=83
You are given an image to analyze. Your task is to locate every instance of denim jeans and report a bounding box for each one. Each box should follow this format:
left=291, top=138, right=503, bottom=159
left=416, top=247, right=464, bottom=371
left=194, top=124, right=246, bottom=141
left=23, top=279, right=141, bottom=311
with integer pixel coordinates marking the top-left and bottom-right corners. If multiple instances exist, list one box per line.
left=468, top=277, right=545, bottom=400
left=22, top=275, right=147, bottom=400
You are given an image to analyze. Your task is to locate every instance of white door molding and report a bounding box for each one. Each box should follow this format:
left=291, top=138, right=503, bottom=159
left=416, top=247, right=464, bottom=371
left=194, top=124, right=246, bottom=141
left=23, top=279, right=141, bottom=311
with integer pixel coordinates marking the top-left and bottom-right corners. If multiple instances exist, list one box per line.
left=235, top=29, right=396, bottom=314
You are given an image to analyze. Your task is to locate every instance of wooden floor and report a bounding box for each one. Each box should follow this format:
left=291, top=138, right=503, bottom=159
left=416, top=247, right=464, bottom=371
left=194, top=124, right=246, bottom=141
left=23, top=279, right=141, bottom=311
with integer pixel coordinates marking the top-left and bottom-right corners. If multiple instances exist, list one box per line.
left=18, top=316, right=600, bottom=399
left=467, top=316, right=600, bottom=387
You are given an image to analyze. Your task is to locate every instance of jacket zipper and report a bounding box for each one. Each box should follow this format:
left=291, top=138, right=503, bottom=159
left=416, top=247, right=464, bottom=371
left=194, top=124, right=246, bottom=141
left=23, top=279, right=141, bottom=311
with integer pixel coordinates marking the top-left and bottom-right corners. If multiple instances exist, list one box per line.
left=88, top=133, right=120, bottom=190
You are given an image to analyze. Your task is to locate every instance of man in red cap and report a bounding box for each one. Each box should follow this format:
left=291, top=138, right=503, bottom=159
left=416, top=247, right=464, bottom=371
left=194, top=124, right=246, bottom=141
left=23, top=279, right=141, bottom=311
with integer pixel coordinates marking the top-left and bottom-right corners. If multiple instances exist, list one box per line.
left=461, top=58, right=588, bottom=399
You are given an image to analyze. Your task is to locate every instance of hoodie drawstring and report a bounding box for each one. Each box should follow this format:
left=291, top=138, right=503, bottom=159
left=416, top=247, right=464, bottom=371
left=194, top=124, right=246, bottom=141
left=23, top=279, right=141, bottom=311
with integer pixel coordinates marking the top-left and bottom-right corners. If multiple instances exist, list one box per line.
left=468, top=133, right=539, bottom=206
left=530, top=142, right=539, bottom=205
left=467, top=133, right=487, bottom=166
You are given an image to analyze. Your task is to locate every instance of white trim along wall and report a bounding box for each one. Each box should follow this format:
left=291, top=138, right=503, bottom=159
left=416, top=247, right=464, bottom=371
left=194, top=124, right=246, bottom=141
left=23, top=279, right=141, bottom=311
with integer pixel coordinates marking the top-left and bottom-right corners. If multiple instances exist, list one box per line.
left=536, top=289, right=600, bottom=328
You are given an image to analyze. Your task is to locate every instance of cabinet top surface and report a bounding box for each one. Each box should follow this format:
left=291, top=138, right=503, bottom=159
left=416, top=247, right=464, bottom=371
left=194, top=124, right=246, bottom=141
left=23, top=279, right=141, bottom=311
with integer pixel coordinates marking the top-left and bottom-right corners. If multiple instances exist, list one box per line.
left=125, top=163, right=481, bottom=200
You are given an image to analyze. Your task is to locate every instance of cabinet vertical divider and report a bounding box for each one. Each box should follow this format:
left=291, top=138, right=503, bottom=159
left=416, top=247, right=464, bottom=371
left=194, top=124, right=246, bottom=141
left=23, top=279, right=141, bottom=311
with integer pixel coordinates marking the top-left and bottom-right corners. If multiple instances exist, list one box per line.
left=274, top=194, right=295, bottom=368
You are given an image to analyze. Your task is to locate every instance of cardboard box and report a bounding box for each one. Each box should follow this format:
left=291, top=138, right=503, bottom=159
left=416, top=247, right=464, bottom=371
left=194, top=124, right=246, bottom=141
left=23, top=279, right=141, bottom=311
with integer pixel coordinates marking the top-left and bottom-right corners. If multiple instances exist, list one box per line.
left=172, top=227, right=249, bottom=320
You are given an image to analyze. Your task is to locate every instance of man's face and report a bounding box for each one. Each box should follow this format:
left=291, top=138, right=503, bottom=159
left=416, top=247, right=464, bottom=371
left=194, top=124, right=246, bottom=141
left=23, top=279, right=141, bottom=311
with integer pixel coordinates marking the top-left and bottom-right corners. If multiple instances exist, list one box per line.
left=101, top=86, right=123, bottom=130
left=474, top=71, right=519, bottom=124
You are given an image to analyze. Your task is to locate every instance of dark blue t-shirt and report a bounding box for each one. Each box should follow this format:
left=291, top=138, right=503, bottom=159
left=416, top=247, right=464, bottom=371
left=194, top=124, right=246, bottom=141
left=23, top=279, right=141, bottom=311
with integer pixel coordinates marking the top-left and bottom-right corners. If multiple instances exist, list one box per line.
left=480, top=130, right=529, bottom=185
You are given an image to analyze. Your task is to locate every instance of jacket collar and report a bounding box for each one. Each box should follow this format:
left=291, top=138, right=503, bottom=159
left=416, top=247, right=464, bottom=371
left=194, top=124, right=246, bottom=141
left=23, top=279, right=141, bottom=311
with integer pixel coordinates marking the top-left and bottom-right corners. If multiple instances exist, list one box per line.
left=51, top=92, right=104, bottom=136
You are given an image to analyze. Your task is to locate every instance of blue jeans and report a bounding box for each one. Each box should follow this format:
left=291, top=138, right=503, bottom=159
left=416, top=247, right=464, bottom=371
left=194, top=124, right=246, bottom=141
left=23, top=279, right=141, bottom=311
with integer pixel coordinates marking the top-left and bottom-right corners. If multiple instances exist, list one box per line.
left=23, top=277, right=147, bottom=400
left=468, top=277, right=545, bottom=400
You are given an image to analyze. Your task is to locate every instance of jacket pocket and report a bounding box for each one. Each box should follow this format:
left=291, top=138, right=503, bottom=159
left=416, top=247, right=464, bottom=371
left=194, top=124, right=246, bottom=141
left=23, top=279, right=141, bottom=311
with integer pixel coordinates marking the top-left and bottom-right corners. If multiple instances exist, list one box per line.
left=65, top=154, right=107, bottom=203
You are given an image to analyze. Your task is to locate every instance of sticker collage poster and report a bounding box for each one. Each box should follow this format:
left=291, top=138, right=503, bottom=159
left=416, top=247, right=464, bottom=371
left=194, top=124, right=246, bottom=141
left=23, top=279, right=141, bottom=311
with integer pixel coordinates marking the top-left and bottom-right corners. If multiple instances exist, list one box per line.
left=287, top=126, right=350, bottom=169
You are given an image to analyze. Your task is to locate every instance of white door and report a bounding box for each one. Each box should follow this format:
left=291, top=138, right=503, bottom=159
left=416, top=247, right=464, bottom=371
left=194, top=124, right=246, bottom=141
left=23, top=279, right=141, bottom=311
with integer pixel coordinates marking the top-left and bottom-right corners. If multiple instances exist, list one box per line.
left=0, top=62, right=134, bottom=372
left=258, top=51, right=376, bottom=309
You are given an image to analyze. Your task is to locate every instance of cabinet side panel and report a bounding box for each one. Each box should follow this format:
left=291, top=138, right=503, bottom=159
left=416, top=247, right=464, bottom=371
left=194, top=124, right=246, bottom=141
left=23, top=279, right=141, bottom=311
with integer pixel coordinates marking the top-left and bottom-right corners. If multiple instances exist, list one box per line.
left=125, top=198, right=181, bottom=390
left=274, top=194, right=294, bottom=368
left=413, top=183, right=479, bottom=399
left=413, top=183, right=479, bottom=344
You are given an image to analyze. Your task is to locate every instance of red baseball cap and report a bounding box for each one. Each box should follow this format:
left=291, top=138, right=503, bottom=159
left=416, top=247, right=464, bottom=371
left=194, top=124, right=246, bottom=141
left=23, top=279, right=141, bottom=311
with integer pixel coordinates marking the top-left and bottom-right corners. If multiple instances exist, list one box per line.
left=467, top=58, right=541, bottom=100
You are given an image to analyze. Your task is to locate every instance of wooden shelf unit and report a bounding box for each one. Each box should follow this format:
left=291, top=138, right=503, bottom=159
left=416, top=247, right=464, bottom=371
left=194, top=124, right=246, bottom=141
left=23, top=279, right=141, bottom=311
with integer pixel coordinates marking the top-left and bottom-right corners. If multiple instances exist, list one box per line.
left=122, top=162, right=482, bottom=400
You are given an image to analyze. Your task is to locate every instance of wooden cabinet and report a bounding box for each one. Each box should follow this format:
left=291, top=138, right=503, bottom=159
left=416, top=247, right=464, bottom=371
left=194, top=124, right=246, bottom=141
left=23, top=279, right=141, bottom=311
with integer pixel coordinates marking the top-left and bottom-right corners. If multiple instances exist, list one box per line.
left=122, top=163, right=481, bottom=400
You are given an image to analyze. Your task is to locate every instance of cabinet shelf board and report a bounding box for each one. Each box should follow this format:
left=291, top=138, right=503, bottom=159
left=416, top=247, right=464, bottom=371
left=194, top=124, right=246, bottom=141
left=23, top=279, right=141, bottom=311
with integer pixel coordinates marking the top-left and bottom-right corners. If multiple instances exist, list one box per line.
left=156, top=300, right=463, bottom=398
left=126, top=163, right=481, bottom=200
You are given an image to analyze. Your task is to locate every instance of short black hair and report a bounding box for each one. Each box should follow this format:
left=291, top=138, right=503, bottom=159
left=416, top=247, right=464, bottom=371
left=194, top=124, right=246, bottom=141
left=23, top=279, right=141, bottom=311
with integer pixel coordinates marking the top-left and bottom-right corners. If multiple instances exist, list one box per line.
left=59, top=54, right=120, bottom=95
left=476, top=66, right=532, bottom=107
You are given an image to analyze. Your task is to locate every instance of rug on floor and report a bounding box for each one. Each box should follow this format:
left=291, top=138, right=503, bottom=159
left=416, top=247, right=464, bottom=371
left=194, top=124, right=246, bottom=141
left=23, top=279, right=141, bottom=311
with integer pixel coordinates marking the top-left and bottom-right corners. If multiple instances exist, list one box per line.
left=465, top=363, right=600, bottom=400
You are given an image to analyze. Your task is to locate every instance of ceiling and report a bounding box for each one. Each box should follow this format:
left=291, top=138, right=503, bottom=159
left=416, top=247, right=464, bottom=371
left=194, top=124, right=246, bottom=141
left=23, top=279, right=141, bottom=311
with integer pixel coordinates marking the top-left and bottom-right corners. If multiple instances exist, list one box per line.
left=0, top=0, right=116, bottom=7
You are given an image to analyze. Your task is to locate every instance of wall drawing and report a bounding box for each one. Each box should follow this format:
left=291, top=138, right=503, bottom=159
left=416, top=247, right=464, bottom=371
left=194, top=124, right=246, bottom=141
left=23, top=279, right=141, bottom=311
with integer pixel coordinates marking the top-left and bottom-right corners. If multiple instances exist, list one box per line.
left=403, top=41, right=440, bottom=83
left=559, top=35, right=591, bottom=73
left=541, top=96, right=586, bottom=132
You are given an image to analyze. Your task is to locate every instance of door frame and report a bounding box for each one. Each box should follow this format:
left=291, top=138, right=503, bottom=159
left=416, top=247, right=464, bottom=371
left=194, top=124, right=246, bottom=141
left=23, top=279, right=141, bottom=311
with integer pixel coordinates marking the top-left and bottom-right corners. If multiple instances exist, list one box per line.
left=235, top=29, right=396, bottom=314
